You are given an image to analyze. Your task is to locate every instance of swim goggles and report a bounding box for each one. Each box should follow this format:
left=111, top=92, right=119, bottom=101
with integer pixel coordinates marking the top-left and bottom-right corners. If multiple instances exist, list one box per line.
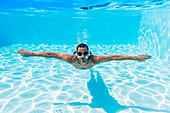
left=77, top=51, right=89, bottom=56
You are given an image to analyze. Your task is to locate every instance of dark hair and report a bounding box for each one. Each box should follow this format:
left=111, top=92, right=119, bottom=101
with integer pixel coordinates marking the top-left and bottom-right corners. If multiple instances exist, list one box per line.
left=73, top=43, right=92, bottom=54
left=76, top=43, right=89, bottom=51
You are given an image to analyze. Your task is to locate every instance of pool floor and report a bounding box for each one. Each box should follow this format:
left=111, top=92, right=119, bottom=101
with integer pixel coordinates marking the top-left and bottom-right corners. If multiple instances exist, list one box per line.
left=0, top=44, right=169, bottom=113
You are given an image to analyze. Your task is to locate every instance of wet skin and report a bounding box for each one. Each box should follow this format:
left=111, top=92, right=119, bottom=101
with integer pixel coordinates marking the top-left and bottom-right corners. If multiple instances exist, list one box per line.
left=17, top=47, right=151, bottom=69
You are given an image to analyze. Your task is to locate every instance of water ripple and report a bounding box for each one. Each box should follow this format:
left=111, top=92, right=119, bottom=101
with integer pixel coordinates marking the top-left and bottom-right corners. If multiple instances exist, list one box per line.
left=0, top=44, right=169, bottom=112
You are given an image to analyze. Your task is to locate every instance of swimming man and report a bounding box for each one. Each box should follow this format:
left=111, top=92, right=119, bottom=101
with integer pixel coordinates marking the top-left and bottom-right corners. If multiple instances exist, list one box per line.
left=17, top=43, right=151, bottom=69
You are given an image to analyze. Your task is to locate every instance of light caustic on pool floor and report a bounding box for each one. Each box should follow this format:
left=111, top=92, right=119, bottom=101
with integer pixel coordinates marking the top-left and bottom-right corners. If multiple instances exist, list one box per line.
left=0, top=44, right=169, bottom=113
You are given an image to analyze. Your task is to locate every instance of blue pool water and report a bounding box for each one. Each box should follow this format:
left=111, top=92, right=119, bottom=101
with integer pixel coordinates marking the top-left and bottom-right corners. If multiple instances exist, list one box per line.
left=0, top=0, right=170, bottom=113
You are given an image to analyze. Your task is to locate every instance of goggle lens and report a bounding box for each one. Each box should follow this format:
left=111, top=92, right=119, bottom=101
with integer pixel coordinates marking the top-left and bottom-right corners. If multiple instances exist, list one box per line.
left=84, top=52, right=88, bottom=55
left=77, top=52, right=82, bottom=56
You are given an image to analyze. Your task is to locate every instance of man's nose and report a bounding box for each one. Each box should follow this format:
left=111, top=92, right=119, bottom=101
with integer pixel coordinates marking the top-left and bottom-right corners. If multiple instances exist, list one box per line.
left=80, top=54, right=84, bottom=57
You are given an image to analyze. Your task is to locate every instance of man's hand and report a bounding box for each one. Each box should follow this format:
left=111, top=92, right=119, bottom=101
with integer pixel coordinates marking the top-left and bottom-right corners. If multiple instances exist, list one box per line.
left=17, top=49, right=34, bottom=57
left=136, top=54, right=151, bottom=62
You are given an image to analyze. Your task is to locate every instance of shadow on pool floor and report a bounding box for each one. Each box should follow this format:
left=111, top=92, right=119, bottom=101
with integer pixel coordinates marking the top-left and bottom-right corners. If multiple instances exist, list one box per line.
left=54, top=69, right=169, bottom=113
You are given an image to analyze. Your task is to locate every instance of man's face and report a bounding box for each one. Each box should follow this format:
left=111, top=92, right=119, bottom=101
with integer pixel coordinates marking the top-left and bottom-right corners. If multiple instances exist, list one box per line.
left=77, top=47, right=89, bottom=63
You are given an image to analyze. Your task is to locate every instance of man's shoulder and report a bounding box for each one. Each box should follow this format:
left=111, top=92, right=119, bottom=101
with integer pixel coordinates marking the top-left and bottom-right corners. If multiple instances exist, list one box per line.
left=70, top=54, right=78, bottom=63
left=60, top=54, right=77, bottom=63
left=90, top=55, right=107, bottom=64
left=90, top=55, right=99, bottom=63
left=91, top=55, right=102, bottom=58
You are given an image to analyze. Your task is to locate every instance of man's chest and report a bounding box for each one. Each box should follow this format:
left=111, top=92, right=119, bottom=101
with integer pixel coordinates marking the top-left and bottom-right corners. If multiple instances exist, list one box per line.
left=72, top=60, right=95, bottom=69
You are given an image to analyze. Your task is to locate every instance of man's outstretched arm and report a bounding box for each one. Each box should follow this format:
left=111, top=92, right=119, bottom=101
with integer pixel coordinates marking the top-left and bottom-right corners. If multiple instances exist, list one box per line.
left=17, top=49, right=74, bottom=63
left=93, top=54, right=151, bottom=64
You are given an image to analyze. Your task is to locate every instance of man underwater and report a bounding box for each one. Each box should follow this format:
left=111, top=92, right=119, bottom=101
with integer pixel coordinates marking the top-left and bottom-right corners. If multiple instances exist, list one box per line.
left=17, top=43, right=151, bottom=69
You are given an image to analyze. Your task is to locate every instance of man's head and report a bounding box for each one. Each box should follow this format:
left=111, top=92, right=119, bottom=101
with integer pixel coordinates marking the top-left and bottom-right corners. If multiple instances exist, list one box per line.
left=76, top=43, right=90, bottom=63
left=76, top=43, right=89, bottom=51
